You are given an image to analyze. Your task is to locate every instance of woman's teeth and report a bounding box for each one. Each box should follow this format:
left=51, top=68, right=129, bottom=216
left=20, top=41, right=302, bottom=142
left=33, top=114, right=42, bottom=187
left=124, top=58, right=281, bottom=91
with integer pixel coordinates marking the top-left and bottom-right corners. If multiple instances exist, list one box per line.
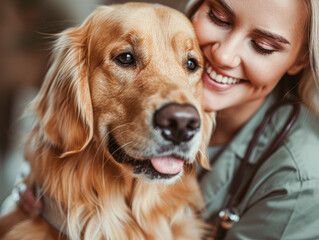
left=206, top=65, right=240, bottom=84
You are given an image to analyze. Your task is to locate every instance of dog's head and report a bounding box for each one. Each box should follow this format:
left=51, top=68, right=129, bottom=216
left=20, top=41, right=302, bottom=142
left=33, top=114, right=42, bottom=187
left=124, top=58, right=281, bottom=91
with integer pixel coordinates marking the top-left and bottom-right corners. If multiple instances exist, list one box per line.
left=32, top=3, right=213, bottom=184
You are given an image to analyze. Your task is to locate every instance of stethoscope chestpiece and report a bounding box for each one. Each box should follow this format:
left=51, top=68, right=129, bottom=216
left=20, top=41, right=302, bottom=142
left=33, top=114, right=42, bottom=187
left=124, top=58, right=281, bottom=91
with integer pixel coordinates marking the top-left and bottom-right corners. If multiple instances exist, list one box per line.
left=218, top=207, right=240, bottom=229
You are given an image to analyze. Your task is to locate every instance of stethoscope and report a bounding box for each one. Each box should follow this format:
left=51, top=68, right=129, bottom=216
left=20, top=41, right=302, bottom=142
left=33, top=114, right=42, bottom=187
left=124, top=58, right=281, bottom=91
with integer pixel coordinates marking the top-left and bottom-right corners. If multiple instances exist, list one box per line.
left=211, top=99, right=301, bottom=240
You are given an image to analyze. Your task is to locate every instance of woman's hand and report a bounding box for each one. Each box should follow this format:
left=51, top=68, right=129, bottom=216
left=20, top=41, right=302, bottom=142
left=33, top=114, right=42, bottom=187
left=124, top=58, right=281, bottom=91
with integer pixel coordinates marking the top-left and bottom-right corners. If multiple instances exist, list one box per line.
left=18, top=187, right=42, bottom=216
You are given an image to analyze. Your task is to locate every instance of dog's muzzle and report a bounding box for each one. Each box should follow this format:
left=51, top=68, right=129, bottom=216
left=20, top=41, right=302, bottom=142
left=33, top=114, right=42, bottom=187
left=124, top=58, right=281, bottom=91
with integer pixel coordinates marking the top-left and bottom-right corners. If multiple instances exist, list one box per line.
left=108, top=103, right=201, bottom=181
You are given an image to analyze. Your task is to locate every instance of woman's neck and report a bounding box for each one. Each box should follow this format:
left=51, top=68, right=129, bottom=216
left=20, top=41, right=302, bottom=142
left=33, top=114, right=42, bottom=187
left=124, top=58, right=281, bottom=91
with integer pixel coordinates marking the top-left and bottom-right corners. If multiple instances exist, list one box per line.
left=209, top=97, right=266, bottom=146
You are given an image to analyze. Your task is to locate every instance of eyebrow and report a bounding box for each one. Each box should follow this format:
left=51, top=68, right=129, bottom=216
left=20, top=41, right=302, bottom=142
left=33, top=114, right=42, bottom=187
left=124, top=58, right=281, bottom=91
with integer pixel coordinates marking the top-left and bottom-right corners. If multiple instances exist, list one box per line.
left=253, top=29, right=291, bottom=45
left=213, top=0, right=291, bottom=45
left=215, top=0, right=235, bottom=17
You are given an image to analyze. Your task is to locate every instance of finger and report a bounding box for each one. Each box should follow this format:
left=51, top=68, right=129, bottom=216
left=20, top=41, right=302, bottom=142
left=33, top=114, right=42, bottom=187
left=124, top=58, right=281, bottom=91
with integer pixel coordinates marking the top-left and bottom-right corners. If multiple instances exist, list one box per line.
left=19, top=188, right=42, bottom=212
left=18, top=200, right=34, bottom=214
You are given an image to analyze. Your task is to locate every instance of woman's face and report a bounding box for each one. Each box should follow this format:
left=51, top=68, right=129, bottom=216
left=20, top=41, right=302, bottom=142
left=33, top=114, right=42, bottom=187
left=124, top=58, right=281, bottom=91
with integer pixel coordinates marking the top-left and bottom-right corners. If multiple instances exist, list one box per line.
left=192, top=0, right=309, bottom=112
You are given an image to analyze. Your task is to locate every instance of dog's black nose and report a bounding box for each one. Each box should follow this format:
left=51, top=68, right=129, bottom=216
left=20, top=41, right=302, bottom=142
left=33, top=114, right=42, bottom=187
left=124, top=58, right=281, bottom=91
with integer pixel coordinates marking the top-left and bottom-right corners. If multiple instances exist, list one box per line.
left=153, top=103, right=200, bottom=145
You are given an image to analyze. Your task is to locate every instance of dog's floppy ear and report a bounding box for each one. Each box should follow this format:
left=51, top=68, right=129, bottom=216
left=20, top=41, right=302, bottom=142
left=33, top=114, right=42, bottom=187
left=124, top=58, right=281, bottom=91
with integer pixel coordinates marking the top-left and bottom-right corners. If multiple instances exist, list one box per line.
left=197, top=112, right=216, bottom=170
left=31, top=16, right=95, bottom=157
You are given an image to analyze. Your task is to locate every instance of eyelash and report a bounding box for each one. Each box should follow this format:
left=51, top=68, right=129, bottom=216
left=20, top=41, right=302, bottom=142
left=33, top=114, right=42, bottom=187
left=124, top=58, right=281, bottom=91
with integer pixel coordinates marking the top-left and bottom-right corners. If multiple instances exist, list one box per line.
left=251, top=40, right=276, bottom=55
left=207, top=8, right=276, bottom=55
left=207, top=9, right=230, bottom=26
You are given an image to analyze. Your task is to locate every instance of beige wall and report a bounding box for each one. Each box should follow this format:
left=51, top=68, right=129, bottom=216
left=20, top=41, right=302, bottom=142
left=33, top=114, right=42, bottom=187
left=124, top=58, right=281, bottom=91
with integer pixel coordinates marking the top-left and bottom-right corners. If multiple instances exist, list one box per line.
left=105, top=0, right=188, bottom=12
left=46, top=0, right=189, bottom=23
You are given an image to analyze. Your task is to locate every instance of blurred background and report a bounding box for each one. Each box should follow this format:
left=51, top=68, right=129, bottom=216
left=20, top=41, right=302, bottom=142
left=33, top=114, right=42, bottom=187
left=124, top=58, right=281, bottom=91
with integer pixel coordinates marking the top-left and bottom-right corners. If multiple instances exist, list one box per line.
left=0, top=0, right=189, bottom=207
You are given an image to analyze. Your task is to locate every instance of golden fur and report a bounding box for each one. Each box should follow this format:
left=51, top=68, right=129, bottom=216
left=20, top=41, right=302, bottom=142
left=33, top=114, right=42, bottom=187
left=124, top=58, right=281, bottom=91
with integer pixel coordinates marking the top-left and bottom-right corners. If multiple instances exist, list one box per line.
left=0, top=3, right=214, bottom=240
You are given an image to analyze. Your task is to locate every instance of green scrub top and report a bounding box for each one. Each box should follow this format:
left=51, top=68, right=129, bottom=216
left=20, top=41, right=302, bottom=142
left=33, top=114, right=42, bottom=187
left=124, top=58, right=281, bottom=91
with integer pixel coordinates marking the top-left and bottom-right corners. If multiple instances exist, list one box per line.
left=199, top=90, right=319, bottom=240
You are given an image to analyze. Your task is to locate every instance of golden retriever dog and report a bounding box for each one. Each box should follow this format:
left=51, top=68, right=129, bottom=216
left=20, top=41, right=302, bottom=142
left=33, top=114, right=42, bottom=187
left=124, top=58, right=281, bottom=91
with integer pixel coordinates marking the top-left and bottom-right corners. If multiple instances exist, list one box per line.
left=0, top=2, right=214, bottom=240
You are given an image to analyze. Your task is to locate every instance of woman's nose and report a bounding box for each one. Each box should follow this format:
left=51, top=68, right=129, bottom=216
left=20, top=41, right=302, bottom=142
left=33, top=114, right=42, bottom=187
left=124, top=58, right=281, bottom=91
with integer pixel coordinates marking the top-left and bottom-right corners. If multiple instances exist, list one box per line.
left=211, top=38, right=241, bottom=68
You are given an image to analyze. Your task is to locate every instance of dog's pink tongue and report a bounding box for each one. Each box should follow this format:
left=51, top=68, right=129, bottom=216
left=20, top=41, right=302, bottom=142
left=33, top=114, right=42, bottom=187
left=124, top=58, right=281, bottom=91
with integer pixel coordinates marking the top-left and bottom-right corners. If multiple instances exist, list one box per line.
left=150, top=157, right=184, bottom=175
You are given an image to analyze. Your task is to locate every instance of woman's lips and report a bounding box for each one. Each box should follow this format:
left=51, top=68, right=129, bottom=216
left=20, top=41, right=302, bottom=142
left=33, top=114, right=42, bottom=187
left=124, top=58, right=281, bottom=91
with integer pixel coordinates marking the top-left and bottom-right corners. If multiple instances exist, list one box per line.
left=203, top=63, right=246, bottom=92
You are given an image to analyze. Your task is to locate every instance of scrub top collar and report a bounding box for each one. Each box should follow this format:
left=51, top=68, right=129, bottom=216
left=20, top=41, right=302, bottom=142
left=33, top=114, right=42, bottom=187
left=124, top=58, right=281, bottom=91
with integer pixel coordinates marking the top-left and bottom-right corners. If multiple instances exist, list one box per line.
left=225, top=88, right=282, bottom=165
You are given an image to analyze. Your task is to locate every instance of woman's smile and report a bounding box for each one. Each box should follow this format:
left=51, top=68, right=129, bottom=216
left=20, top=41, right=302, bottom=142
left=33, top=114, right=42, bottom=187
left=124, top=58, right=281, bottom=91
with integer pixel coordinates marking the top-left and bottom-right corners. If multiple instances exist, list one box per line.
left=204, top=62, right=245, bottom=92
left=206, top=62, right=241, bottom=84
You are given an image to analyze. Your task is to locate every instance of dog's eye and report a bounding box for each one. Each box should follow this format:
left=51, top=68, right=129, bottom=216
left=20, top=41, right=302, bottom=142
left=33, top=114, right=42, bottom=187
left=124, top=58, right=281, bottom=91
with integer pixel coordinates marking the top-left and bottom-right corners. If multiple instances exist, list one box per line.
left=187, top=58, right=198, bottom=72
left=115, top=53, right=135, bottom=66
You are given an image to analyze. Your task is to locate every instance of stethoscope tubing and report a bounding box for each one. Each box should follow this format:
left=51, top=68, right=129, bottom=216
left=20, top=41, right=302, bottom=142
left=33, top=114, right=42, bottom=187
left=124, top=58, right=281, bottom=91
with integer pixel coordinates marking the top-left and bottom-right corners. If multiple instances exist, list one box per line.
left=231, top=100, right=301, bottom=208
left=214, top=100, right=301, bottom=240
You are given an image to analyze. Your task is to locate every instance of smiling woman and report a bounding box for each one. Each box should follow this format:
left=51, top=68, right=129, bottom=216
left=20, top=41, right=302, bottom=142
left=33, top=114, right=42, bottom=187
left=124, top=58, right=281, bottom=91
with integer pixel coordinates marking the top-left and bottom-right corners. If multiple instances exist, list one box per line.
left=192, top=0, right=309, bottom=116
left=187, top=0, right=319, bottom=239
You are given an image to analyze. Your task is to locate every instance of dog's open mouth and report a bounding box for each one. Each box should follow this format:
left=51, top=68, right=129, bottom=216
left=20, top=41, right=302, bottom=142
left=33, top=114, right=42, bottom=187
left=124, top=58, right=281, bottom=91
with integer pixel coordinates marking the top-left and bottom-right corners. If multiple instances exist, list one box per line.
left=107, top=134, right=185, bottom=179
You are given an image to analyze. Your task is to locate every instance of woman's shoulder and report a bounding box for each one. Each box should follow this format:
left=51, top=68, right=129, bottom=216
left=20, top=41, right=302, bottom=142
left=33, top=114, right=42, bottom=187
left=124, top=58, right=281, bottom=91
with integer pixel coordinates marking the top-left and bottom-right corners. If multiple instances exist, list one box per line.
left=295, top=104, right=319, bottom=135
left=248, top=104, right=319, bottom=203
left=278, top=104, right=319, bottom=181
left=256, top=103, right=319, bottom=186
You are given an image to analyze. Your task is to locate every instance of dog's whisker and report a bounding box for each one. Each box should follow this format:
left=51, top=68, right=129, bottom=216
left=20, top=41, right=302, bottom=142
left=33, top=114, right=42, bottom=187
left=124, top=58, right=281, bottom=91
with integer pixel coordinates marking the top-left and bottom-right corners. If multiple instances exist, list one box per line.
left=107, top=123, right=135, bottom=135
left=93, top=133, right=108, bottom=160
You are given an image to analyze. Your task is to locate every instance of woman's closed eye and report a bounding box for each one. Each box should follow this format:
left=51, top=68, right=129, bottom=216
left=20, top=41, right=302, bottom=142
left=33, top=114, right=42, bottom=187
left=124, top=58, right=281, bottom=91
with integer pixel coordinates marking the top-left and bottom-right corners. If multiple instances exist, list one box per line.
left=251, top=39, right=280, bottom=55
left=205, top=1, right=285, bottom=56
left=207, top=6, right=231, bottom=26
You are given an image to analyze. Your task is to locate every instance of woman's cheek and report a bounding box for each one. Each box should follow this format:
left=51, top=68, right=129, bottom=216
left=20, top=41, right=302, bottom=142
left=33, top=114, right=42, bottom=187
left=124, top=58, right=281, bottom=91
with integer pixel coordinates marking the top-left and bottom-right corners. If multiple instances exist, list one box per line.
left=244, top=57, right=280, bottom=87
